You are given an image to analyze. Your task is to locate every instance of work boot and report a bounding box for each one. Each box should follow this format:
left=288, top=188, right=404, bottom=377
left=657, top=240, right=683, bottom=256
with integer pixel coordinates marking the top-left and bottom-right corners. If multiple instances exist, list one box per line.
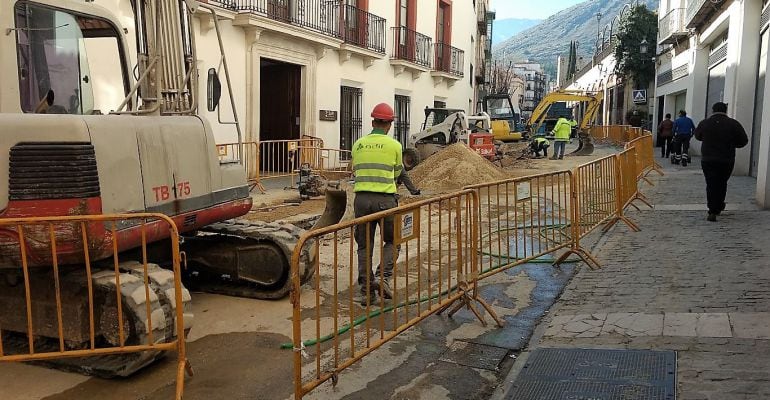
left=558, top=155, right=564, bottom=160
left=707, top=213, right=717, bottom=222
left=373, top=278, right=393, bottom=300
left=355, top=284, right=378, bottom=306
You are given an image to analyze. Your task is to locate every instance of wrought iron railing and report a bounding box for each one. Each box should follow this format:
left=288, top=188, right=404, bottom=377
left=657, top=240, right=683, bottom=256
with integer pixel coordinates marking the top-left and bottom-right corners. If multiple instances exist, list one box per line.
left=659, top=8, right=686, bottom=44
left=434, top=42, right=464, bottom=77
left=339, top=4, right=386, bottom=53
left=390, top=27, right=433, bottom=68
left=228, top=0, right=340, bottom=37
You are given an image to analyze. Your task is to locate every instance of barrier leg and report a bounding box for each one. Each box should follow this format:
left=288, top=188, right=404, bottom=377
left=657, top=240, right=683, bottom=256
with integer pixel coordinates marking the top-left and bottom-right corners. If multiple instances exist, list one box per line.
left=440, top=281, right=504, bottom=328
left=553, top=246, right=602, bottom=270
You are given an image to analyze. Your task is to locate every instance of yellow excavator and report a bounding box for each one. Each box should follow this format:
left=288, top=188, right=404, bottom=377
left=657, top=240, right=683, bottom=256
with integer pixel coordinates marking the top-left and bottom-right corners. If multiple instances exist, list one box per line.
left=482, top=93, right=523, bottom=142
left=526, top=90, right=603, bottom=156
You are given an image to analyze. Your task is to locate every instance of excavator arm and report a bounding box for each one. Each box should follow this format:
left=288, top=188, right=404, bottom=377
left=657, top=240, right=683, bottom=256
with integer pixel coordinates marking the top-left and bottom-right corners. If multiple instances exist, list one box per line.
left=527, top=90, right=603, bottom=156
left=527, top=90, right=603, bottom=134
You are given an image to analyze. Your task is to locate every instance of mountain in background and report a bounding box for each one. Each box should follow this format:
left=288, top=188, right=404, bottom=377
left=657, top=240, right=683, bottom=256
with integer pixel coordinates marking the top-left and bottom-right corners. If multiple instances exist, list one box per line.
left=492, top=18, right=543, bottom=45
left=493, top=0, right=659, bottom=80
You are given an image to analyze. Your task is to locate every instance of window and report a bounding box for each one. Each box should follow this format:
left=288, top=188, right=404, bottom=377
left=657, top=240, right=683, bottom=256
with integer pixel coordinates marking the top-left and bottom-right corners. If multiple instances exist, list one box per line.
left=340, top=86, right=362, bottom=159
left=470, top=64, right=473, bottom=86
left=434, top=100, right=446, bottom=108
left=14, top=2, right=126, bottom=114
left=394, top=95, right=410, bottom=145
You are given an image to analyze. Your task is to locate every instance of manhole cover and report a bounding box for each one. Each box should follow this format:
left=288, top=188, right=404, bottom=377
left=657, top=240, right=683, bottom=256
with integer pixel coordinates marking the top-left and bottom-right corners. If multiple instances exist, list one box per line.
left=439, top=341, right=509, bottom=371
left=505, top=348, right=676, bottom=400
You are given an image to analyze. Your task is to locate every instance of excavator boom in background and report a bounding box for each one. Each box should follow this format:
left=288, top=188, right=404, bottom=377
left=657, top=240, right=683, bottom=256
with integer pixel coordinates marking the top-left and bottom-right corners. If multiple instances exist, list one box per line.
left=526, top=90, right=604, bottom=156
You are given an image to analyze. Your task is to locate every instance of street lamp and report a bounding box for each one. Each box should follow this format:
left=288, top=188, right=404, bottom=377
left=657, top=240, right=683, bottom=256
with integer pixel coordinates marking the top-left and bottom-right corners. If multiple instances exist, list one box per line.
left=639, top=38, right=648, bottom=55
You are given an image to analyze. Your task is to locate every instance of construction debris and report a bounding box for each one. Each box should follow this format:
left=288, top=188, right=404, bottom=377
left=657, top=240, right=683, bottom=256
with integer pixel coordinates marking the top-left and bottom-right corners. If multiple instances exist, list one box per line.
left=410, top=143, right=507, bottom=192
left=498, top=142, right=536, bottom=169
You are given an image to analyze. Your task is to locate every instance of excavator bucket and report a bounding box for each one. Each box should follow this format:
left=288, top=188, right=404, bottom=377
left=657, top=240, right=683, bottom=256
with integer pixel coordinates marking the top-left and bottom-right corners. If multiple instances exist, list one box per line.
left=311, top=180, right=356, bottom=230
left=570, top=131, right=595, bottom=156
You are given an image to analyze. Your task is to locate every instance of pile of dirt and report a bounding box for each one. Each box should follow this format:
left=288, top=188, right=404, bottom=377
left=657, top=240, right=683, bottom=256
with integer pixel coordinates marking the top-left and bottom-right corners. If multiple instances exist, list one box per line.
left=409, top=143, right=507, bottom=192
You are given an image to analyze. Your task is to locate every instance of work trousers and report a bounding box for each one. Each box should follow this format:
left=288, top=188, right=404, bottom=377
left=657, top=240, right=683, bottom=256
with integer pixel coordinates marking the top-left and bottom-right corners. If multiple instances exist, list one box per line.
left=659, top=136, right=672, bottom=158
left=701, top=160, right=734, bottom=214
left=530, top=141, right=549, bottom=157
left=354, top=192, right=399, bottom=286
left=673, top=135, right=691, bottom=156
left=553, top=141, right=567, bottom=158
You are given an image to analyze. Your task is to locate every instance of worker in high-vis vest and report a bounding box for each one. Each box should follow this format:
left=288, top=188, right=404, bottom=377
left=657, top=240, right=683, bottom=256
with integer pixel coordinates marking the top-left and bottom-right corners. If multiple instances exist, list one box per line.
left=351, top=103, right=403, bottom=305
left=550, top=114, right=572, bottom=160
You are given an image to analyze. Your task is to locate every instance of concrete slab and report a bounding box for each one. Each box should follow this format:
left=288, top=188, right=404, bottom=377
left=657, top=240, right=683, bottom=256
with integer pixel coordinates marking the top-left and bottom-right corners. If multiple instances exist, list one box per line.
left=729, top=312, right=770, bottom=339
left=663, top=312, right=698, bottom=337
left=695, top=313, right=732, bottom=338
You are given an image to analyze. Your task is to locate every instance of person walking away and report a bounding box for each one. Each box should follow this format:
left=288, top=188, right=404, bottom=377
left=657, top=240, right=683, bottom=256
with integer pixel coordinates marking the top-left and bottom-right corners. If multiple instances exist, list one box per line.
left=352, top=103, right=403, bottom=304
left=529, top=134, right=550, bottom=158
left=550, top=115, right=571, bottom=160
left=694, top=102, right=748, bottom=222
left=658, top=113, right=674, bottom=158
left=672, top=110, right=696, bottom=166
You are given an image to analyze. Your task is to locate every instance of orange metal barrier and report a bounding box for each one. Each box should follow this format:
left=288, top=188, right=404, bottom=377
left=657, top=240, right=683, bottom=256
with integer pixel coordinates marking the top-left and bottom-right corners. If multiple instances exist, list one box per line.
left=573, top=155, right=621, bottom=236
left=290, top=190, right=501, bottom=399
left=588, top=125, right=632, bottom=145
left=296, top=146, right=352, bottom=176
left=0, top=214, right=190, bottom=400
left=259, top=138, right=324, bottom=181
left=625, top=134, right=664, bottom=185
left=288, top=125, right=664, bottom=398
left=464, top=171, right=579, bottom=277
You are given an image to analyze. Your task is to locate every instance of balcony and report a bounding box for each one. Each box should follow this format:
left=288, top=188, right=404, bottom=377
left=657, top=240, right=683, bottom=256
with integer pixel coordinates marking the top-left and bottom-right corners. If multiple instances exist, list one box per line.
left=339, top=4, right=386, bottom=54
left=390, top=27, right=432, bottom=79
left=227, top=0, right=339, bottom=37
left=207, top=1, right=386, bottom=63
left=432, top=42, right=464, bottom=84
left=659, top=8, right=688, bottom=45
left=686, top=0, right=730, bottom=29
left=477, top=1, right=488, bottom=34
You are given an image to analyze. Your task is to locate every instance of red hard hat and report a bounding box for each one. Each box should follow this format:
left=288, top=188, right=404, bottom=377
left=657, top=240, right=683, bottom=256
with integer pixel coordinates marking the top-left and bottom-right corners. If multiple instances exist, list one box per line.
left=371, top=103, right=395, bottom=122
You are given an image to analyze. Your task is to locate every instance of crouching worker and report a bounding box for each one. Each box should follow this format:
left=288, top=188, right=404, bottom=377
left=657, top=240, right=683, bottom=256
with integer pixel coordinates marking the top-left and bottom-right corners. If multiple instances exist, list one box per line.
left=530, top=135, right=550, bottom=158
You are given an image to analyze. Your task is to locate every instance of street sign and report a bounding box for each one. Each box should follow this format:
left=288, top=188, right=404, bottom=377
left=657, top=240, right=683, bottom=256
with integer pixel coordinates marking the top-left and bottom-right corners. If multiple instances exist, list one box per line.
left=633, top=90, right=647, bottom=104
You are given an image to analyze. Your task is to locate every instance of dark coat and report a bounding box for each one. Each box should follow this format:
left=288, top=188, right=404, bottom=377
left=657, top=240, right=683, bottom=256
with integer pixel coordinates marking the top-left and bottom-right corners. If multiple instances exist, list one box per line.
left=694, top=113, right=749, bottom=163
left=658, top=119, right=674, bottom=138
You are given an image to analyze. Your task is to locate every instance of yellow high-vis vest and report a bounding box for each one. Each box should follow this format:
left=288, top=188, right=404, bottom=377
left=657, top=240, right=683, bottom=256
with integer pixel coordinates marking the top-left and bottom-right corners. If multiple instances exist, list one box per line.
left=351, top=130, right=403, bottom=194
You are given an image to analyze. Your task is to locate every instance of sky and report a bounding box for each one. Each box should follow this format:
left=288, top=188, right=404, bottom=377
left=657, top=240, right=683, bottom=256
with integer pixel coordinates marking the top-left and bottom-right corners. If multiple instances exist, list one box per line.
left=489, top=0, right=584, bottom=20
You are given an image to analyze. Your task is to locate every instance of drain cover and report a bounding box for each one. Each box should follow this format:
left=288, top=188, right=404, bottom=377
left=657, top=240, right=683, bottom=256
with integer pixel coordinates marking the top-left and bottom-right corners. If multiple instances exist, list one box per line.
left=439, top=341, right=509, bottom=371
left=505, top=348, right=676, bottom=400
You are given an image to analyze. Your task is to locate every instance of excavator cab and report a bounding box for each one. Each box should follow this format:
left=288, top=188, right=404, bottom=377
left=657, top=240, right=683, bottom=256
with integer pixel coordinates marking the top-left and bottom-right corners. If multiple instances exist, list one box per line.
left=483, top=94, right=523, bottom=142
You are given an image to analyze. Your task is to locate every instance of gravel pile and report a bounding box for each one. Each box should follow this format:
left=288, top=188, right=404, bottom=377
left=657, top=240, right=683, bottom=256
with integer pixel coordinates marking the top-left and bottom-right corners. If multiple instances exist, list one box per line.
left=409, top=143, right=507, bottom=192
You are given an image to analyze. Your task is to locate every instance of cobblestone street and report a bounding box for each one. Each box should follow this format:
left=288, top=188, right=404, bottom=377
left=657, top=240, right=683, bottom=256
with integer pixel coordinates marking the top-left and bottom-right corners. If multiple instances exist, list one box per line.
left=497, top=159, right=770, bottom=399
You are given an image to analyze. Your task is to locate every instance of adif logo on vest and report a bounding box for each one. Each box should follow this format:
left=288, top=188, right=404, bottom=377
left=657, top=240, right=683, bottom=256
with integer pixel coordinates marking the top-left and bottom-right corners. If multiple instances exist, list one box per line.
left=357, top=143, right=385, bottom=150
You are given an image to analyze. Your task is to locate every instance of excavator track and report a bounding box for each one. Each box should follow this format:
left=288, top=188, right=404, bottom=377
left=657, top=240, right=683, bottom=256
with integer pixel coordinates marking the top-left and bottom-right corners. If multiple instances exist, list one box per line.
left=0, top=263, right=192, bottom=378
left=182, top=220, right=316, bottom=300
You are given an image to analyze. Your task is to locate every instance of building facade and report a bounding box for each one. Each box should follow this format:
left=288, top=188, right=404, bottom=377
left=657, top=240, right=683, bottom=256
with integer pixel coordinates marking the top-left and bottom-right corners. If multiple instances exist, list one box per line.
left=95, top=0, right=488, bottom=151
left=513, top=62, right=547, bottom=120
left=655, top=0, right=770, bottom=207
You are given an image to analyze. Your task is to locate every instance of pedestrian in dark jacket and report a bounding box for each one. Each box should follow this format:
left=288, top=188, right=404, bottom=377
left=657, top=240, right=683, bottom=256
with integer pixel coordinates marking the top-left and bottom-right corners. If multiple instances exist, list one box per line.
left=657, top=114, right=674, bottom=158
left=694, top=102, right=749, bottom=222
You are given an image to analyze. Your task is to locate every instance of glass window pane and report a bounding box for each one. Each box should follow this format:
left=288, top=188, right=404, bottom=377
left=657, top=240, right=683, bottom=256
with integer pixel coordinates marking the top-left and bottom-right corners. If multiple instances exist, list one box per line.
left=14, top=2, right=124, bottom=114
